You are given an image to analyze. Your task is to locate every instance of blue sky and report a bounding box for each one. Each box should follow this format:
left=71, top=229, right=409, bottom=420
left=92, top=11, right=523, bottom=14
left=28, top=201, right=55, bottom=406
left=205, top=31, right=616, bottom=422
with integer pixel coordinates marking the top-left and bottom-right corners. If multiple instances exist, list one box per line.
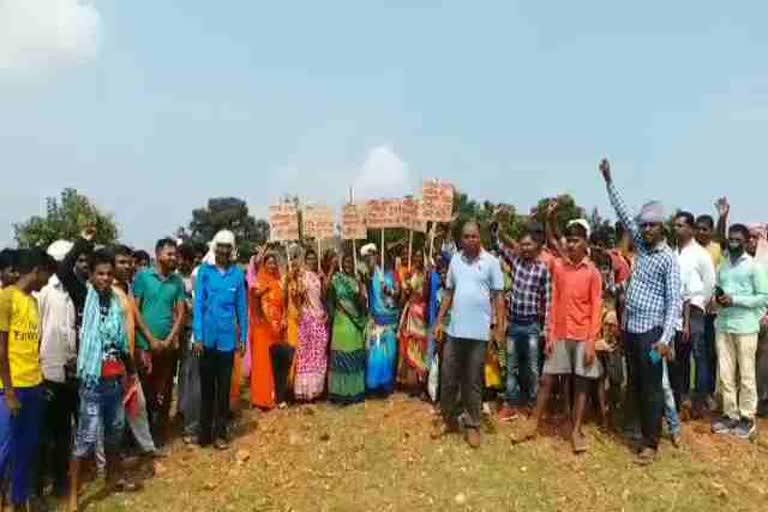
left=1, top=1, right=767, bottom=249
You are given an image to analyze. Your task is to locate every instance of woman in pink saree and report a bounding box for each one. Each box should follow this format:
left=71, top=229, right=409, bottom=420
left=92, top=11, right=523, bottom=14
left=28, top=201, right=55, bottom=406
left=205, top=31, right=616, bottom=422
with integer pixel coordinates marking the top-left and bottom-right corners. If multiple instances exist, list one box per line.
left=294, top=249, right=329, bottom=401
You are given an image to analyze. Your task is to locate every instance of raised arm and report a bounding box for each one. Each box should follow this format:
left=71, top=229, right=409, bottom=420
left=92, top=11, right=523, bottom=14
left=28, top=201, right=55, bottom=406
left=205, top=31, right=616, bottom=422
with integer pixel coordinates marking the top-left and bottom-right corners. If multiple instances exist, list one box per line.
left=715, top=197, right=730, bottom=246
left=544, top=199, right=565, bottom=258
left=58, top=230, right=94, bottom=301
left=600, top=159, right=643, bottom=249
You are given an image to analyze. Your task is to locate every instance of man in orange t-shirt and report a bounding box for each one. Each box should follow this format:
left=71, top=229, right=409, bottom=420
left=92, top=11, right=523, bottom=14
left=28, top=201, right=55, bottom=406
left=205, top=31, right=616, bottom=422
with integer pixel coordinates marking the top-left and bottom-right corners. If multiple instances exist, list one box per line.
left=513, top=221, right=603, bottom=454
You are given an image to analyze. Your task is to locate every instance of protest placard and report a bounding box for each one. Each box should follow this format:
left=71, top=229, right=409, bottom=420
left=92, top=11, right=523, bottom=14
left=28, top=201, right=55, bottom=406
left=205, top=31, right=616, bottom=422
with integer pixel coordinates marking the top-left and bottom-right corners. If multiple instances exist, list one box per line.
left=399, top=197, right=428, bottom=233
left=365, top=199, right=402, bottom=229
left=421, top=180, right=455, bottom=222
left=268, top=202, right=300, bottom=242
left=302, top=204, right=335, bottom=240
left=341, top=204, right=367, bottom=240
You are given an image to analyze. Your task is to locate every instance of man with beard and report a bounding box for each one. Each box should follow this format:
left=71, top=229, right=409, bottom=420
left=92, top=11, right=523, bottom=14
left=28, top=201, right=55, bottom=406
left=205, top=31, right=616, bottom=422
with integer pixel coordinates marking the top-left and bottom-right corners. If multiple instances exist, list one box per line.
left=133, top=239, right=185, bottom=446
left=600, top=159, right=682, bottom=465
left=711, top=224, right=768, bottom=440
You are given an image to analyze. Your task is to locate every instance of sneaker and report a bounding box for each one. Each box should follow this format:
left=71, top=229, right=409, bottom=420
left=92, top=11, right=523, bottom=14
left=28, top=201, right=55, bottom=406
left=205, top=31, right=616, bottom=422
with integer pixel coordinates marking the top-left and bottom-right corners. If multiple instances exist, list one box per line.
left=732, top=418, right=757, bottom=441
left=498, top=404, right=520, bottom=422
left=711, top=416, right=738, bottom=435
left=670, top=431, right=682, bottom=448
left=465, top=427, right=482, bottom=449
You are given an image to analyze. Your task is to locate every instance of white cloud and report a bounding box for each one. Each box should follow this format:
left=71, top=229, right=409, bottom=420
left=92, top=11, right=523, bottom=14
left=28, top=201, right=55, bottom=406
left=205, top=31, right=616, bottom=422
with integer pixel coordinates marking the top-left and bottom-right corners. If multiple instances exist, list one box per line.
left=0, top=0, right=101, bottom=72
left=353, top=145, right=413, bottom=199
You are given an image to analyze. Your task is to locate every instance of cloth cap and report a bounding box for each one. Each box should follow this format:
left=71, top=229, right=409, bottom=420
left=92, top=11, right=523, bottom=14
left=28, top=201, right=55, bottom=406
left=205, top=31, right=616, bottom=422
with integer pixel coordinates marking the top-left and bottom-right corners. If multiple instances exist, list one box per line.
left=205, top=230, right=237, bottom=262
left=47, top=240, right=73, bottom=262
left=566, top=219, right=591, bottom=239
left=636, top=201, right=665, bottom=224
left=360, top=243, right=378, bottom=257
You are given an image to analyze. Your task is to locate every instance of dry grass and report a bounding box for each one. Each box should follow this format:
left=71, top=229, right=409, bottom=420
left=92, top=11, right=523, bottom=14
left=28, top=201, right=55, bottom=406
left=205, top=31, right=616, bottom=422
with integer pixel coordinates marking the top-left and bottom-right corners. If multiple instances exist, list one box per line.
left=81, top=395, right=767, bottom=511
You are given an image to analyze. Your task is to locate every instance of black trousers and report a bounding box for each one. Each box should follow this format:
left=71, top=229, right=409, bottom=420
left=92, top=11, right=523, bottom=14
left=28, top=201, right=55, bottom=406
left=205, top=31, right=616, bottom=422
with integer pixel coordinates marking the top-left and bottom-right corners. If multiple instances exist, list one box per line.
left=35, top=380, right=77, bottom=497
left=669, top=307, right=705, bottom=407
left=440, top=337, right=486, bottom=429
left=624, top=327, right=664, bottom=450
left=270, top=344, right=295, bottom=405
left=198, top=349, right=234, bottom=445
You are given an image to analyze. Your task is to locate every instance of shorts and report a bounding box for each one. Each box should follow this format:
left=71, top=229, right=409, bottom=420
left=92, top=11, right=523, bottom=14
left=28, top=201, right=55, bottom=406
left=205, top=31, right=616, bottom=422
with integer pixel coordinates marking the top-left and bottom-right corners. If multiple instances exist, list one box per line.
left=73, top=378, right=125, bottom=458
left=543, top=340, right=602, bottom=379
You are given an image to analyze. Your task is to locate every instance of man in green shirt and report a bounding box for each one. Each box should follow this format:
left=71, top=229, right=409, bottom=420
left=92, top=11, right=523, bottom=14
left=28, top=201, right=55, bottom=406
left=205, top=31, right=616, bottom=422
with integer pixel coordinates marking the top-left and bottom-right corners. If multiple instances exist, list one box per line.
left=133, top=238, right=185, bottom=446
left=711, top=224, right=768, bottom=441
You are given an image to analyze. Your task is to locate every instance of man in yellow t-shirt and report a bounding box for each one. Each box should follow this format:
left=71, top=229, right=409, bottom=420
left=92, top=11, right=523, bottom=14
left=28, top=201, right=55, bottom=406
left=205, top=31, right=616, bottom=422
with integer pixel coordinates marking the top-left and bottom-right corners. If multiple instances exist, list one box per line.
left=0, top=248, right=57, bottom=509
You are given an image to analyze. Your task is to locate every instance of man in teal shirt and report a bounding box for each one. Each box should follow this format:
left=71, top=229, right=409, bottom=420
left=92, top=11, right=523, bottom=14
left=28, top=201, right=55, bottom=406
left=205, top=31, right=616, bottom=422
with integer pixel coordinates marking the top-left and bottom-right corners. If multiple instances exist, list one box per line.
left=134, top=238, right=186, bottom=446
left=711, top=224, right=768, bottom=440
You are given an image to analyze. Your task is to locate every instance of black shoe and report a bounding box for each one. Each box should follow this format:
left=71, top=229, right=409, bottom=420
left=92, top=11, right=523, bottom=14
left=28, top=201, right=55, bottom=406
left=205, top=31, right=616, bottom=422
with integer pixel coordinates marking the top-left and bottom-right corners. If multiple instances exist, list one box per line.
left=711, top=416, right=738, bottom=435
left=732, top=417, right=757, bottom=441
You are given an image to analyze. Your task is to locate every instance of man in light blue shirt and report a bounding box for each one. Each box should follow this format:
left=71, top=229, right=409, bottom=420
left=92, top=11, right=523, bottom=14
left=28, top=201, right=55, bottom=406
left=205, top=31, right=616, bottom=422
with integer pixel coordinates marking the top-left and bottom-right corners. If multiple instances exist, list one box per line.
left=433, top=221, right=505, bottom=448
left=711, top=224, right=768, bottom=440
left=193, top=230, right=247, bottom=450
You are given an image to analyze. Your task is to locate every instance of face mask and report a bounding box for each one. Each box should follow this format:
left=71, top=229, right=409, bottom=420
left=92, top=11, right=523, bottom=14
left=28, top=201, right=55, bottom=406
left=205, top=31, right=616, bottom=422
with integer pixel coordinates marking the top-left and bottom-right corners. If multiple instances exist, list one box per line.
left=728, top=241, right=744, bottom=255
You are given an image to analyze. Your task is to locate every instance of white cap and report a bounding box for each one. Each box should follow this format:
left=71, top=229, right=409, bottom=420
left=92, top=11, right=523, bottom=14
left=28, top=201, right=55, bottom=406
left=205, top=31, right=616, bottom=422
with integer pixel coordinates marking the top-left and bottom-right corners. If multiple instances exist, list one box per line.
left=360, top=243, right=378, bottom=257
left=47, top=240, right=73, bottom=262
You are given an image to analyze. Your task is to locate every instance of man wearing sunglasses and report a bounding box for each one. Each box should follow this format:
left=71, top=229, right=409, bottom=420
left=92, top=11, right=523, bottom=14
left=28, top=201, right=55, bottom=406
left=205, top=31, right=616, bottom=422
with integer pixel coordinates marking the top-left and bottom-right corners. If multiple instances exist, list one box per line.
left=600, top=159, right=682, bottom=466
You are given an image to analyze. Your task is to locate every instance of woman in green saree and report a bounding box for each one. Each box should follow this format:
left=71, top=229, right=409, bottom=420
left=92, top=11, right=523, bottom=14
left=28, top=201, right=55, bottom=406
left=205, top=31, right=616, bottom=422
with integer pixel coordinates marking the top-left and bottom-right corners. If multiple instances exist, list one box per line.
left=327, top=253, right=368, bottom=404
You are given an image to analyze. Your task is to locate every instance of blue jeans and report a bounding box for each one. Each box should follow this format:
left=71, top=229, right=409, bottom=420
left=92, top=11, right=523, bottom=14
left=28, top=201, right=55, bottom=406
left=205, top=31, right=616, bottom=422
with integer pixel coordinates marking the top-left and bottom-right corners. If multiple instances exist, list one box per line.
left=662, top=361, right=681, bottom=436
left=0, top=386, right=44, bottom=506
left=505, top=322, right=541, bottom=407
left=73, top=378, right=125, bottom=458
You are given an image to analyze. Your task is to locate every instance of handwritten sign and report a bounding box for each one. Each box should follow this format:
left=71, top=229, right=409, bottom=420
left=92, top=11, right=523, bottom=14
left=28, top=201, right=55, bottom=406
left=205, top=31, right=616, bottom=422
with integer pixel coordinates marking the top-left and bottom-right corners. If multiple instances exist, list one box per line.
left=341, top=204, right=367, bottom=240
left=399, top=198, right=427, bottom=232
left=365, top=199, right=402, bottom=229
left=421, top=180, right=455, bottom=222
left=302, top=204, right=335, bottom=240
left=268, top=203, right=300, bottom=242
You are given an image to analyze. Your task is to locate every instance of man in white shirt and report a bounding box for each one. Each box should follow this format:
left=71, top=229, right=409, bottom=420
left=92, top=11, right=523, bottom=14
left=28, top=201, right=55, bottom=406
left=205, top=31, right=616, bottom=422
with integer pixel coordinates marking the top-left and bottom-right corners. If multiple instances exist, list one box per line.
left=673, top=212, right=716, bottom=418
left=36, top=240, right=78, bottom=498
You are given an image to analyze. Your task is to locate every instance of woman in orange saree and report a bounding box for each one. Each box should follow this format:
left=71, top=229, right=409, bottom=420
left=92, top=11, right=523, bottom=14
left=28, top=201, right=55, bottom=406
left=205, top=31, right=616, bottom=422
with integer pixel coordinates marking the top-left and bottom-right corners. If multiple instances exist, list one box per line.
left=249, top=252, right=285, bottom=409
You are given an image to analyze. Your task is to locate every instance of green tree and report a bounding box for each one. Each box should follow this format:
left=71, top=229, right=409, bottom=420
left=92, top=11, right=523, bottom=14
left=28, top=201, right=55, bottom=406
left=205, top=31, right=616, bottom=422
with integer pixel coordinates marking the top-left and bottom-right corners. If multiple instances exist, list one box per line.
left=180, top=197, right=269, bottom=260
left=14, top=188, right=119, bottom=247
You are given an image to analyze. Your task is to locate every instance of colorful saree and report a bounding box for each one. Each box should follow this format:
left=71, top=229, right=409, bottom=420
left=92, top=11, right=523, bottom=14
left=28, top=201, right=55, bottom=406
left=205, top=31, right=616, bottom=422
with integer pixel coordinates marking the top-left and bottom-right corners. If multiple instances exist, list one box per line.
left=366, top=269, right=399, bottom=394
left=249, top=266, right=284, bottom=409
left=397, top=269, right=428, bottom=390
left=328, top=272, right=366, bottom=404
left=294, top=270, right=329, bottom=401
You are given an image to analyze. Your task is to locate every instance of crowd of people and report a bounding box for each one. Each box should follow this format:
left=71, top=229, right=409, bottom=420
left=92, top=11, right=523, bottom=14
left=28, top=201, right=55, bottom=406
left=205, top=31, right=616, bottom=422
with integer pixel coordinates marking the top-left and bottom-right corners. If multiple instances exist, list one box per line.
left=0, top=159, right=767, bottom=510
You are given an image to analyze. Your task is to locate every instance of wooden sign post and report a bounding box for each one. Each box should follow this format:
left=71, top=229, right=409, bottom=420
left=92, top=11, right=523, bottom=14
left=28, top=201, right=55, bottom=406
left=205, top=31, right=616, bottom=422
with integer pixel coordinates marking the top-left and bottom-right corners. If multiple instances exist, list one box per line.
left=399, top=197, right=427, bottom=270
left=421, top=180, right=455, bottom=265
left=341, top=203, right=368, bottom=273
left=269, top=202, right=300, bottom=243
left=365, top=199, right=402, bottom=269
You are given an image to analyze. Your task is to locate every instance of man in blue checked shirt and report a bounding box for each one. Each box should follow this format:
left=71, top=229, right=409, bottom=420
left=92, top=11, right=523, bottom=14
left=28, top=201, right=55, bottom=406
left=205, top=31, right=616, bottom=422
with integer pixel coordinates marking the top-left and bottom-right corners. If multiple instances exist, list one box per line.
left=600, top=159, right=682, bottom=466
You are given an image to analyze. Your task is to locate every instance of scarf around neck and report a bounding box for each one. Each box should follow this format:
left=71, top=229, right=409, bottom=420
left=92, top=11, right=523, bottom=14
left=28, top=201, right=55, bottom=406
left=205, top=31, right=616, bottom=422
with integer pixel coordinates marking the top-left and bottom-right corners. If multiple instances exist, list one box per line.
left=78, top=284, right=128, bottom=386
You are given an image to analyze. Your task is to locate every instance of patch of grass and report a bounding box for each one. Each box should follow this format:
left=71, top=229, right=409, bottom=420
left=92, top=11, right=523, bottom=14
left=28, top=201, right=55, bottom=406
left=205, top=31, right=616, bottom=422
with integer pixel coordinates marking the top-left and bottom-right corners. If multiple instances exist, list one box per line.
left=83, top=395, right=767, bottom=511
